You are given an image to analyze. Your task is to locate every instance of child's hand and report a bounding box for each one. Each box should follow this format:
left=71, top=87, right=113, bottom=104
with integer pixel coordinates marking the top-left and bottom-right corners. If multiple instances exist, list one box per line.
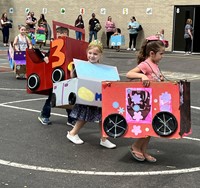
left=43, top=56, right=49, bottom=64
left=160, top=75, right=164, bottom=81
left=141, top=75, right=150, bottom=87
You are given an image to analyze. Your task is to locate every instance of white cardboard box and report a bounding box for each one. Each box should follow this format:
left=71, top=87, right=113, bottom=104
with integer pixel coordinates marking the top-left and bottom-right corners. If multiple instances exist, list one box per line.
left=52, top=59, right=120, bottom=107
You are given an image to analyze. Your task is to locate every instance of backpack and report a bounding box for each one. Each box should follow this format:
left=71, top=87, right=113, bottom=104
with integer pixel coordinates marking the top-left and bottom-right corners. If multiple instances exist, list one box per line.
left=136, top=24, right=143, bottom=32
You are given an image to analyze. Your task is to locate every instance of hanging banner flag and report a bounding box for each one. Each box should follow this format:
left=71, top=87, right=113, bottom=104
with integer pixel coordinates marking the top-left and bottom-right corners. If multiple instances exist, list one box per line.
left=42, top=8, right=47, bottom=14
left=146, top=8, right=153, bottom=15
left=80, top=8, right=85, bottom=15
left=123, top=8, right=128, bottom=15
left=60, top=8, right=66, bottom=14
left=100, top=8, right=106, bottom=15
left=9, top=8, right=14, bottom=14
left=25, top=8, right=30, bottom=14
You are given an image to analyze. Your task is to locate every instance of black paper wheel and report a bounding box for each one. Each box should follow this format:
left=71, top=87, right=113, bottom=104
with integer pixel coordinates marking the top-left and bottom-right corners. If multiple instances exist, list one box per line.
left=52, top=68, right=65, bottom=83
left=152, top=112, right=178, bottom=136
left=27, top=74, right=40, bottom=91
left=103, top=114, right=127, bottom=138
left=68, top=92, right=76, bottom=105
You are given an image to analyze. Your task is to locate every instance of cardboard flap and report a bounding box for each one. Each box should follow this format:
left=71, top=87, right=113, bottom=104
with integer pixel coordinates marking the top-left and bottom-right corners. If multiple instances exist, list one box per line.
left=73, top=58, right=120, bottom=81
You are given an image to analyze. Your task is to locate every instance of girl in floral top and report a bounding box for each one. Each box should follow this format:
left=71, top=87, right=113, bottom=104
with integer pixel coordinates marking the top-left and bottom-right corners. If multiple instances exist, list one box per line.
left=126, top=38, right=165, bottom=162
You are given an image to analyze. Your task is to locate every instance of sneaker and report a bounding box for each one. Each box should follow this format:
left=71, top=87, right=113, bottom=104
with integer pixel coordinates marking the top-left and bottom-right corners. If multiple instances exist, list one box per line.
left=127, top=48, right=131, bottom=51
left=66, top=131, right=84, bottom=144
left=66, top=120, right=76, bottom=127
left=38, top=116, right=51, bottom=125
left=16, top=74, right=20, bottom=79
left=133, top=48, right=136, bottom=51
left=100, top=139, right=116, bottom=149
left=22, top=74, right=27, bottom=79
left=184, top=52, right=190, bottom=56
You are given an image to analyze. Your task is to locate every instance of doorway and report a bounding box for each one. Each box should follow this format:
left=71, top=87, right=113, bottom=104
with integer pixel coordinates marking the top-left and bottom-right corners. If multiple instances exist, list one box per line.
left=173, top=6, right=200, bottom=53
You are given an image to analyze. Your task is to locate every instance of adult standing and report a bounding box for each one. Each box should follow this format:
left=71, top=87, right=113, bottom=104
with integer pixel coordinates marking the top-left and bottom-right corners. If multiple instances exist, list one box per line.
left=127, top=16, right=140, bottom=51
left=1, top=12, right=12, bottom=46
left=26, top=11, right=37, bottom=31
left=74, top=14, right=84, bottom=40
left=105, top=16, right=116, bottom=48
left=38, top=14, right=47, bottom=28
left=184, top=18, right=193, bottom=55
left=88, top=13, right=100, bottom=43
left=38, top=14, right=48, bottom=39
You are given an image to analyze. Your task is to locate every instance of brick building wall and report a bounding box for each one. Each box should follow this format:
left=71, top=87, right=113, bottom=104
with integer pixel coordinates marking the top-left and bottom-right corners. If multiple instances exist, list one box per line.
left=0, top=0, right=200, bottom=51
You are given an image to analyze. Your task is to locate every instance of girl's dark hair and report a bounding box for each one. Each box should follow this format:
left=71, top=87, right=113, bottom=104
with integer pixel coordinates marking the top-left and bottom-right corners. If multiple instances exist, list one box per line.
left=116, top=28, right=121, bottom=34
left=137, top=40, right=164, bottom=64
left=132, top=16, right=136, bottom=21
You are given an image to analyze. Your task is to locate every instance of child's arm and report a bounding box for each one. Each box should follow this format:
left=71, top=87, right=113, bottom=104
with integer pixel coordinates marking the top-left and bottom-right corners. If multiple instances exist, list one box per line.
left=68, top=62, right=77, bottom=78
left=126, top=67, right=150, bottom=86
left=126, top=67, right=148, bottom=80
left=13, top=36, right=19, bottom=51
left=26, top=37, right=33, bottom=49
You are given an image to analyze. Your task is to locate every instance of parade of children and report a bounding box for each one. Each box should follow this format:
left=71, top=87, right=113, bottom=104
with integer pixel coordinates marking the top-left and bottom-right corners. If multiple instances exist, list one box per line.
left=66, top=40, right=116, bottom=149
left=0, top=1, right=199, bottom=186
left=1, top=10, right=191, bottom=161
left=126, top=38, right=165, bottom=162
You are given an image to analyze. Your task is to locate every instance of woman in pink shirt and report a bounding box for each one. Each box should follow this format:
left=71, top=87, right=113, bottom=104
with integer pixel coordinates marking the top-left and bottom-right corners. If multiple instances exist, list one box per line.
left=105, top=16, right=116, bottom=48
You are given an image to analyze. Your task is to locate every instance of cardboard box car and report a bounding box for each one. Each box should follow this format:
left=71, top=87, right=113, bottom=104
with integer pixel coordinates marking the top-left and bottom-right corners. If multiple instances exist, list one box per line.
left=101, top=81, right=191, bottom=139
left=14, top=51, right=26, bottom=75
left=8, top=44, right=26, bottom=75
left=52, top=58, right=120, bottom=108
left=110, top=35, right=125, bottom=46
left=35, top=33, right=46, bottom=43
